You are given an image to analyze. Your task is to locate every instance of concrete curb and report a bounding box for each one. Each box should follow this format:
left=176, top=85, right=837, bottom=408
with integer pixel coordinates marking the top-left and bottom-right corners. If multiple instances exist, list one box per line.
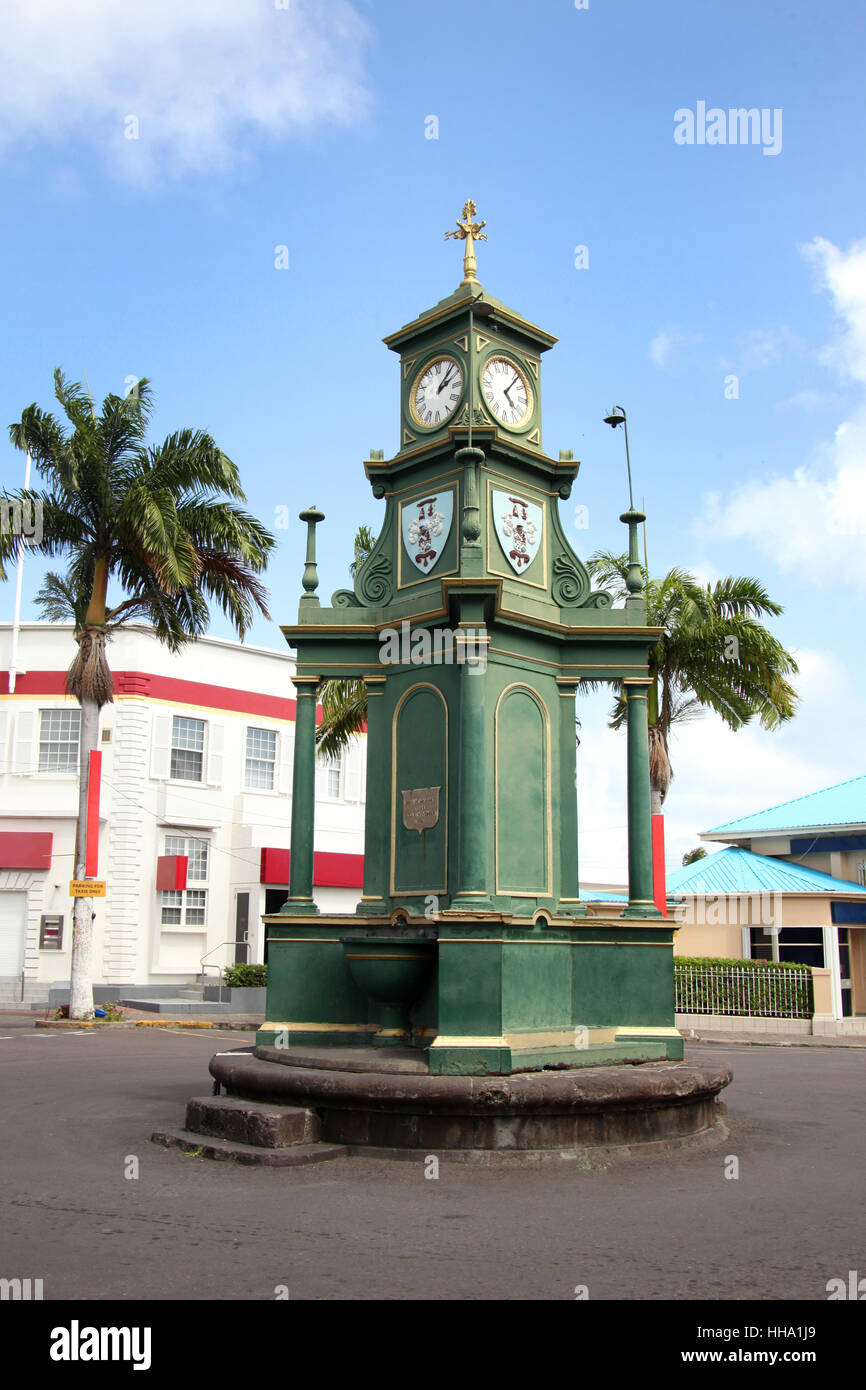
left=35, top=1019, right=217, bottom=1030
left=684, top=1031, right=866, bottom=1049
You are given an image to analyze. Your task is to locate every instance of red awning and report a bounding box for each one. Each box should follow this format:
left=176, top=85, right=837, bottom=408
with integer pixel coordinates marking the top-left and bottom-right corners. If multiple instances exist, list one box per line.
left=156, top=855, right=188, bottom=891
left=0, top=832, right=53, bottom=870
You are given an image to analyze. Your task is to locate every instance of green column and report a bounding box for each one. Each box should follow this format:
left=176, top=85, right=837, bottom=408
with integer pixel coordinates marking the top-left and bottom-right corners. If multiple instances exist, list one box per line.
left=357, top=675, right=388, bottom=916
left=281, top=677, right=320, bottom=915
left=556, top=680, right=585, bottom=915
left=623, top=679, right=658, bottom=918
left=453, top=628, right=493, bottom=910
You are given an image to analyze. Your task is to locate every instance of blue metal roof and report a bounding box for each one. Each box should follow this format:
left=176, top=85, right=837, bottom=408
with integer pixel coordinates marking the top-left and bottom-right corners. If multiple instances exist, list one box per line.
left=703, top=775, right=866, bottom=836
left=579, top=888, right=627, bottom=902
left=666, top=846, right=866, bottom=896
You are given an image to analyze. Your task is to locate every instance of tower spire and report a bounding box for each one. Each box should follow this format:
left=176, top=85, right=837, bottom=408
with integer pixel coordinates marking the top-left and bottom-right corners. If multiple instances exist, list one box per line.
left=444, top=199, right=488, bottom=286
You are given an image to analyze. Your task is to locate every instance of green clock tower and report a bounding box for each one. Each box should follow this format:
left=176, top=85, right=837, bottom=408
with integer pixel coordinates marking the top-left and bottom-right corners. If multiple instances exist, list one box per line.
left=260, top=202, right=683, bottom=1076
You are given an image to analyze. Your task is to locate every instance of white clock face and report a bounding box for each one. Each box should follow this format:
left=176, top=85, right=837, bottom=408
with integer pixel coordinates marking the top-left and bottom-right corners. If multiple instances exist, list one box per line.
left=412, top=356, right=463, bottom=428
left=482, top=357, right=531, bottom=428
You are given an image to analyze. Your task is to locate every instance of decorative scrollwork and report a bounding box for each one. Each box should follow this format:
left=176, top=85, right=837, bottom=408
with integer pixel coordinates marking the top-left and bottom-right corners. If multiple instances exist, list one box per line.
left=356, top=553, right=394, bottom=606
left=581, top=589, right=613, bottom=609
left=551, top=553, right=590, bottom=607
left=332, top=589, right=362, bottom=608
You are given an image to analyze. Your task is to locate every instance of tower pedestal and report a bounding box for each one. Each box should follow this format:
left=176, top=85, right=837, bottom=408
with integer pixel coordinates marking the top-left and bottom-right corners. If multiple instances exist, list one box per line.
left=257, top=911, right=683, bottom=1075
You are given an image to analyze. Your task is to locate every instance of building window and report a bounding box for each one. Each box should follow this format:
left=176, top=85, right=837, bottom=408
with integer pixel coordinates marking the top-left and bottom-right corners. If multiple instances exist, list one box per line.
left=161, top=835, right=209, bottom=926
left=38, top=709, right=81, bottom=772
left=750, top=926, right=825, bottom=968
left=858, top=862, right=866, bottom=887
left=327, top=753, right=342, bottom=799
left=245, top=727, right=277, bottom=791
left=170, top=716, right=205, bottom=782
left=39, top=914, right=64, bottom=950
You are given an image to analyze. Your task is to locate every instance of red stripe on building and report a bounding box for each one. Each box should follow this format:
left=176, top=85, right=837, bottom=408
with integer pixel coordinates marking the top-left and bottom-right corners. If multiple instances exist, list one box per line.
left=85, top=750, right=102, bottom=877
left=2, top=670, right=316, bottom=723
left=260, top=847, right=364, bottom=889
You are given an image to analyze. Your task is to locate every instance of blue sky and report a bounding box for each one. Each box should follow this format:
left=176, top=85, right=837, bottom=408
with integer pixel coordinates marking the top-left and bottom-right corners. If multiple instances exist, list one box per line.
left=2, top=0, right=866, bottom=878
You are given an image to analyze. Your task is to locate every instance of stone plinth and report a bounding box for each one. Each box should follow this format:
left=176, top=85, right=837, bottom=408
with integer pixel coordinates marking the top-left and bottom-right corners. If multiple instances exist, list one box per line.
left=206, top=1047, right=732, bottom=1161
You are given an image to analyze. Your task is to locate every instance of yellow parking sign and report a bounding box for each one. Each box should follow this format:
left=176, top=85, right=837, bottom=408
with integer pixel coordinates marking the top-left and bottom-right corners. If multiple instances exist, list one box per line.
left=69, top=880, right=106, bottom=898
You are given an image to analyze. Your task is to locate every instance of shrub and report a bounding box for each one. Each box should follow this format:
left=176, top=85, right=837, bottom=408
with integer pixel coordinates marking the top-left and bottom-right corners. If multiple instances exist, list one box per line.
left=222, top=963, right=268, bottom=988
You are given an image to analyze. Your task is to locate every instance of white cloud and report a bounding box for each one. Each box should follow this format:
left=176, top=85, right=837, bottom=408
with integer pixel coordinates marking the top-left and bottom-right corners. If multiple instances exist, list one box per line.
left=722, top=325, right=804, bottom=373
left=780, top=387, right=842, bottom=412
left=0, top=0, right=371, bottom=181
left=649, top=327, right=702, bottom=370
left=695, top=237, right=866, bottom=587
left=802, top=235, right=866, bottom=382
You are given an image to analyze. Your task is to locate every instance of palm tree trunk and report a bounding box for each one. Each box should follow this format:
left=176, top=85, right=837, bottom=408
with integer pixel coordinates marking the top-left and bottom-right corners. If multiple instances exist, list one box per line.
left=69, top=696, right=99, bottom=1019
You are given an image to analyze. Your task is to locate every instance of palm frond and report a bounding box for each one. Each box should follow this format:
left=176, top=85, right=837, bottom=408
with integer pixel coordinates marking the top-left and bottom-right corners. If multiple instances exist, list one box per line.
left=316, top=679, right=368, bottom=759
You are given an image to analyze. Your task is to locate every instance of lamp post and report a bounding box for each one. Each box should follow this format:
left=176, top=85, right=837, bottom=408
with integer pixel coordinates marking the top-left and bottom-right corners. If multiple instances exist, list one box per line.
left=602, top=407, right=663, bottom=918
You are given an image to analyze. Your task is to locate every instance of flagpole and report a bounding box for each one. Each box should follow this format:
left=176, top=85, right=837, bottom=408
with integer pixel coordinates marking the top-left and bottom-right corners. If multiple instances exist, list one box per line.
left=8, top=449, right=31, bottom=695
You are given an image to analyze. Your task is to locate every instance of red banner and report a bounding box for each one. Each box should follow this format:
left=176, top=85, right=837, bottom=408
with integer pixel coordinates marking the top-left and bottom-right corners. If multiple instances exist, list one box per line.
left=85, top=750, right=102, bottom=878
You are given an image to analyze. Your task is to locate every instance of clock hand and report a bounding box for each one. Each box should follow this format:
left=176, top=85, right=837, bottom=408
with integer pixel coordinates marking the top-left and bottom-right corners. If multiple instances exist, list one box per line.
left=437, top=367, right=455, bottom=395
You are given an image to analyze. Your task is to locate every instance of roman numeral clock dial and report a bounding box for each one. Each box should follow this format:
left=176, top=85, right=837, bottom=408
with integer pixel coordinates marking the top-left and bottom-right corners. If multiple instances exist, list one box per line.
left=410, top=356, right=464, bottom=428
left=482, top=357, right=532, bottom=428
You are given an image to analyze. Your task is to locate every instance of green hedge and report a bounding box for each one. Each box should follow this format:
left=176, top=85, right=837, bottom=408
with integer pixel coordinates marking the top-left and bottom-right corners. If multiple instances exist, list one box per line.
left=222, top=963, right=268, bottom=988
left=675, top=956, right=813, bottom=1018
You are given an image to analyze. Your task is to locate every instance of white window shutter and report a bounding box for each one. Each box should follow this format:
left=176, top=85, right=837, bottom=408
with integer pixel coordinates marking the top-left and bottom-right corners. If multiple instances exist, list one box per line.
left=344, top=739, right=364, bottom=803
left=12, top=709, right=35, bottom=775
left=315, top=753, right=329, bottom=800
left=206, top=722, right=224, bottom=787
left=278, top=731, right=294, bottom=794
left=0, top=709, right=8, bottom=775
left=150, top=714, right=172, bottom=780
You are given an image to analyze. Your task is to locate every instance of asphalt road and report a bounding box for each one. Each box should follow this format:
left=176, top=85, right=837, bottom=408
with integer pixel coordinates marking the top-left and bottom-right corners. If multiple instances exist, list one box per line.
left=0, top=1018, right=863, bottom=1302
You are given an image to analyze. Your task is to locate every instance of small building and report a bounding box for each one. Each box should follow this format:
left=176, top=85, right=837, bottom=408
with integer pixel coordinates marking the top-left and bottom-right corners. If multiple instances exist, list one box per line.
left=669, top=778, right=866, bottom=1023
left=0, top=623, right=366, bottom=1005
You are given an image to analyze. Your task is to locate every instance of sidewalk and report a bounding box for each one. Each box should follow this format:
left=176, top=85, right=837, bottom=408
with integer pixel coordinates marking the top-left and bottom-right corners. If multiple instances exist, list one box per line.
left=0, top=1006, right=260, bottom=1031
left=4, top=1009, right=863, bottom=1047
left=680, top=1027, right=866, bottom=1049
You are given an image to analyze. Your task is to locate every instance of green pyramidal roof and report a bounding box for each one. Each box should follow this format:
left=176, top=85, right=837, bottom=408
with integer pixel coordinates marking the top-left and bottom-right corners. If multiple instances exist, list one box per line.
left=382, top=281, right=558, bottom=354
left=667, top=846, right=866, bottom=896
left=702, top=774, right=866, bottom=838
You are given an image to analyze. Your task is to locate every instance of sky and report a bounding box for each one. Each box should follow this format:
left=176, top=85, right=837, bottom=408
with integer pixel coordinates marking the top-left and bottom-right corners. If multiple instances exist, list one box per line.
left=1, top=0, right=865, bottom=881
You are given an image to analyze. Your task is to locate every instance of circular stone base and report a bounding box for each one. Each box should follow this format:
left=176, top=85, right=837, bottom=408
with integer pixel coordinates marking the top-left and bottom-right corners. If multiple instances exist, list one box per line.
left=209, top=1049, right=733, bottom=1156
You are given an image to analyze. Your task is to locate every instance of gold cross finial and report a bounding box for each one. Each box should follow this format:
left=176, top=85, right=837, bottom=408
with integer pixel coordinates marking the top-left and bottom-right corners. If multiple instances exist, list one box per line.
left=444, top=199, right=488, bottom=285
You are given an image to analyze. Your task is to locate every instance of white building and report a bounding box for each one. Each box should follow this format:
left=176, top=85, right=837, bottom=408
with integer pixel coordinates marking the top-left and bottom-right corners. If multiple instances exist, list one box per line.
left=0, top=623, right=366, bottom=1006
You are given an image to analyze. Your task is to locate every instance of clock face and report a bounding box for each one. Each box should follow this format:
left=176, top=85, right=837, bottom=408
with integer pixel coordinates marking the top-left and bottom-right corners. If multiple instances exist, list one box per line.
left=482, top=357, right=532, bottom=428
left=411, top=356, right=464, bottom=428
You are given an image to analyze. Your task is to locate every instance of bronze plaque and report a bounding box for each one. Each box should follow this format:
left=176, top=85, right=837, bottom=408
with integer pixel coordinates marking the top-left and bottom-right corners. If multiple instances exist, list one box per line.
left=401, top=786, right=440, bottom=834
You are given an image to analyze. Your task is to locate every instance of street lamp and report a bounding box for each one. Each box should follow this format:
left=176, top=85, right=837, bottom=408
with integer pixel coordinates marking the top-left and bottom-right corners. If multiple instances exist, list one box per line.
left=603, top=405, right=635, bottom=510
left=603, top=405, right=644, bottom=599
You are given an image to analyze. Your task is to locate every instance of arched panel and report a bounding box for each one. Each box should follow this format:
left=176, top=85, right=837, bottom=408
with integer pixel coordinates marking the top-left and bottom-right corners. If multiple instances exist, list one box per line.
left=495, top=685, right=551, bottom=896
left=390, top=684, right=448, bottom=895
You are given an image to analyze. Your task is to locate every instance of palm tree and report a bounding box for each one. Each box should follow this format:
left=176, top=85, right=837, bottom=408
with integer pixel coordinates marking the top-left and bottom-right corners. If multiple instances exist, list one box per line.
left=682, top=847, right=708, bottom=866
left=585, top=553, right=799, bottom=814
left=316, top=524, right=375, bottom=759
left=0, top=370, right=275, bottom=1017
